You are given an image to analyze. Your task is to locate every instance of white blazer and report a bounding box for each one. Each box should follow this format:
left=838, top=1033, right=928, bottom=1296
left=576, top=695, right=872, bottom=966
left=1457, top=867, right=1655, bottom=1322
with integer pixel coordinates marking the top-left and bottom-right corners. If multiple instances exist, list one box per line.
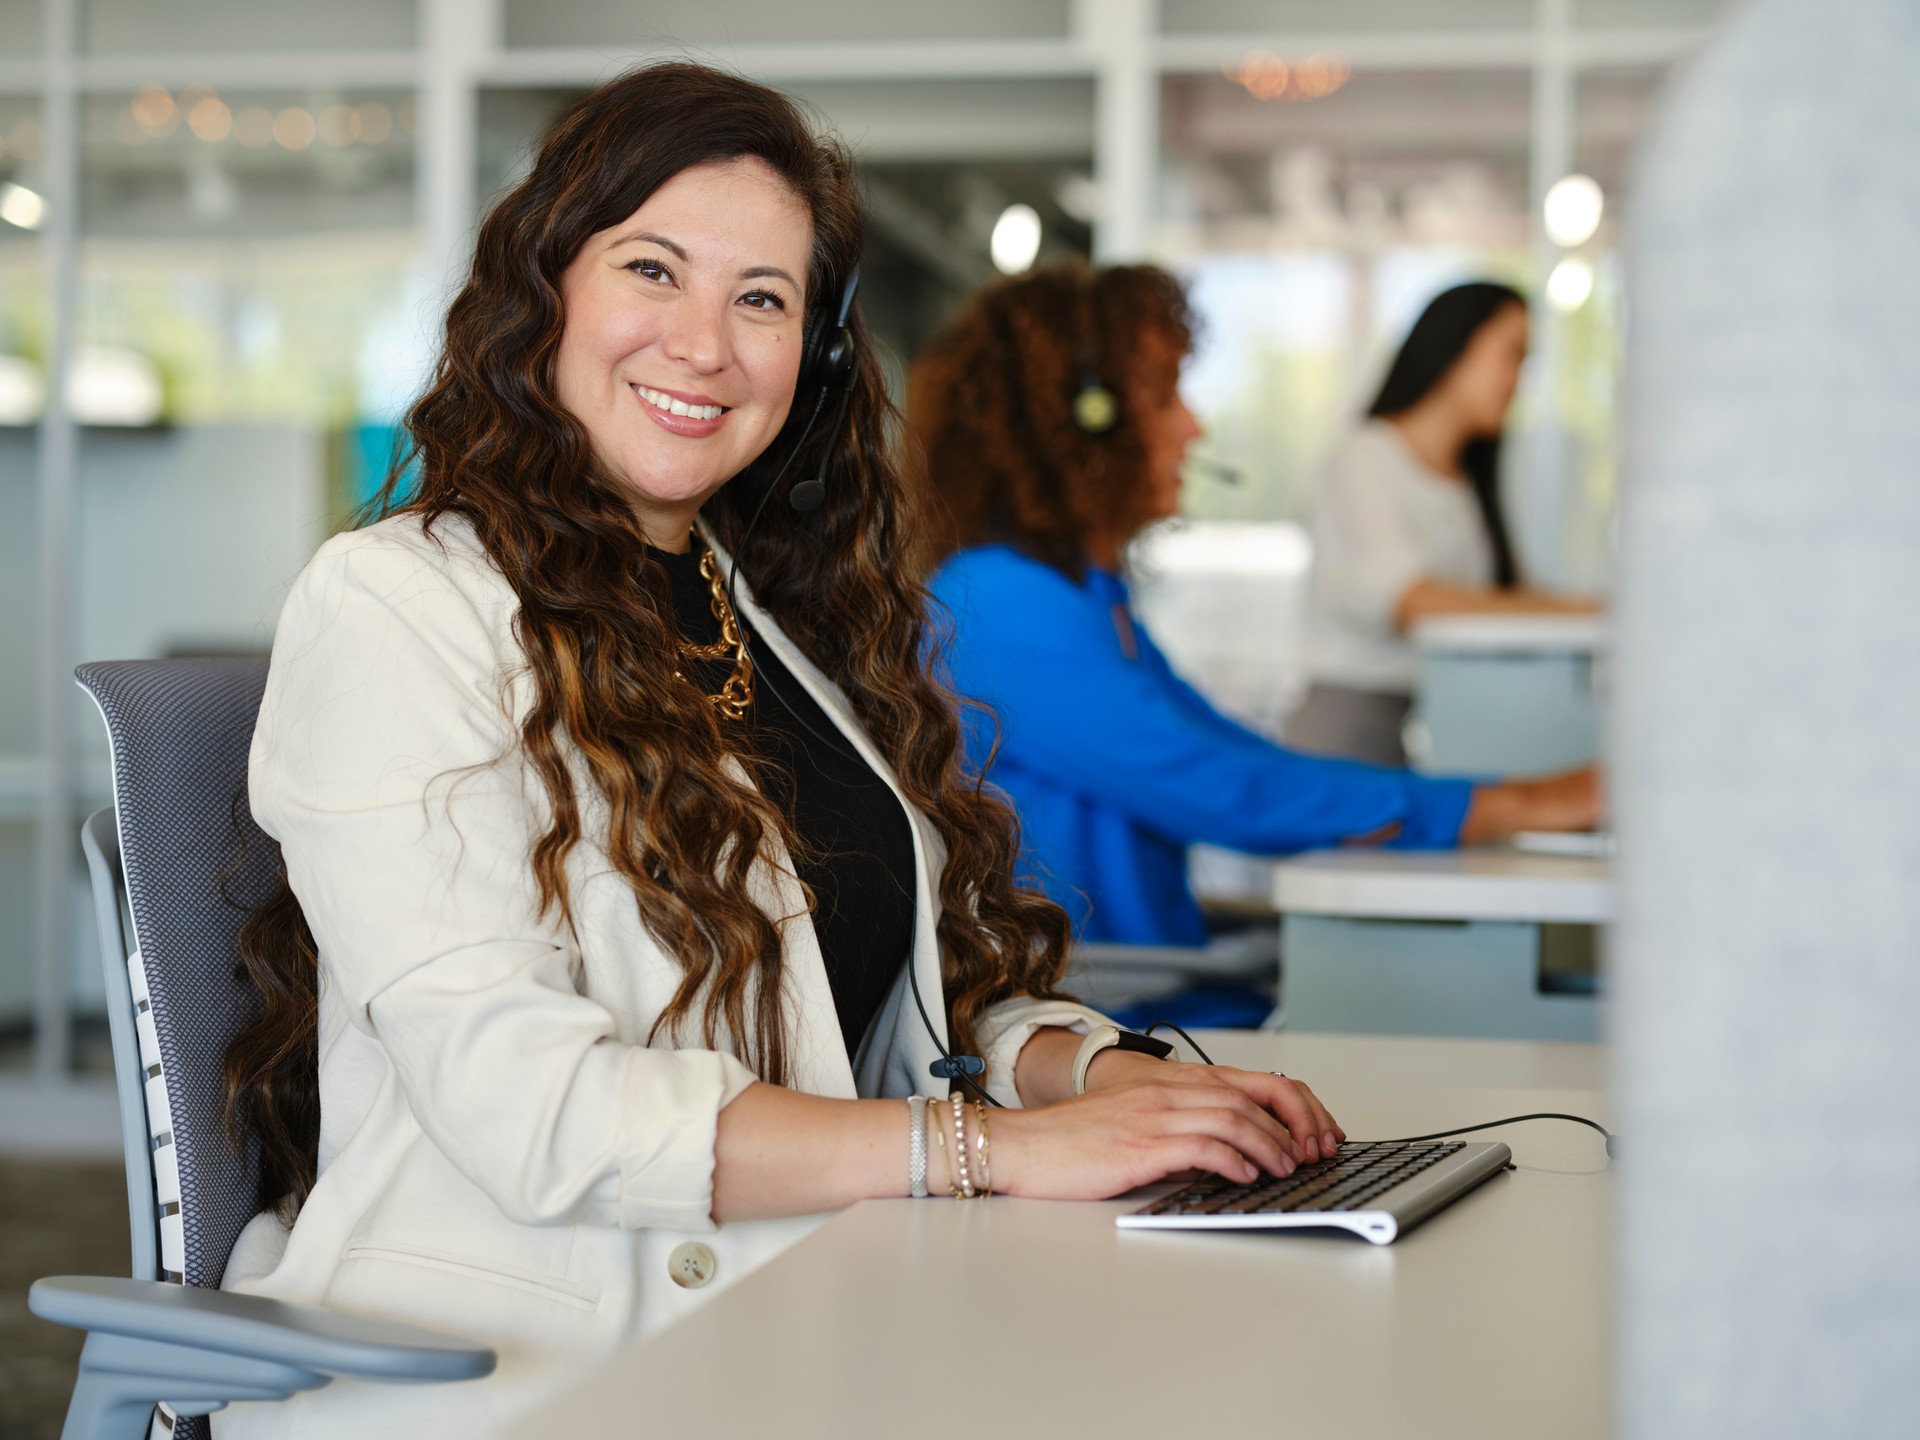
left=214, top=514, right=1106, bottom=1439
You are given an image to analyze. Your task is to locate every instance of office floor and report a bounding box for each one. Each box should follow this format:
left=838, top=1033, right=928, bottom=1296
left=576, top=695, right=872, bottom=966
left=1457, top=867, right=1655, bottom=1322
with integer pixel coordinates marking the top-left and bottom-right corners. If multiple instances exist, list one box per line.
left=0, top=1158, right=128, bottom=1440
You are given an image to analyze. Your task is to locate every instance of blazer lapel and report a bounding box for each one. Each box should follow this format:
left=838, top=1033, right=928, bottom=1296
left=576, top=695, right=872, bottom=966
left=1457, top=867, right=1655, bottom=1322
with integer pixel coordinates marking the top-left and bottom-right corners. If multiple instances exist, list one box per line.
left=702, top=531, right=952, bottom=1073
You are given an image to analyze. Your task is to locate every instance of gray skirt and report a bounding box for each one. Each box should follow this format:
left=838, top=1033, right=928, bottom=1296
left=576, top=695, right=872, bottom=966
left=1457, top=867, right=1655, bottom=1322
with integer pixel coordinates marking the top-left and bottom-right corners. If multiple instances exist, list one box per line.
left=1285, top=684, right=1413, bottom=768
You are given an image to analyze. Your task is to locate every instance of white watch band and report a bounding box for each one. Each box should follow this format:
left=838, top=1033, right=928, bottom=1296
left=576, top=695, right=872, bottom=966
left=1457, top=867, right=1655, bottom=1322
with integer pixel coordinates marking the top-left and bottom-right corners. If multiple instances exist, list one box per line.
left=1071, top=1024, right=1122, bottom=1096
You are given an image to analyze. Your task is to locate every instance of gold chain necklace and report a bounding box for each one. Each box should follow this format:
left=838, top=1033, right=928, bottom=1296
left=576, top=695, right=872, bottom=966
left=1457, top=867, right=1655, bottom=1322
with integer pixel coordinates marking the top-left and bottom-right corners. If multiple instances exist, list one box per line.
left=674, top=545, right=753, bottom=722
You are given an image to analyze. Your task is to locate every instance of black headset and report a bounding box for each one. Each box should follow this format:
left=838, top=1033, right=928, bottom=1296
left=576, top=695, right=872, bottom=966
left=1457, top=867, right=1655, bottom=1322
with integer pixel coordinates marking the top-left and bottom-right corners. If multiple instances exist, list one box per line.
left=783, top=266, right=861, bottom=513
left=1069, top=271, right=1119, bottom=437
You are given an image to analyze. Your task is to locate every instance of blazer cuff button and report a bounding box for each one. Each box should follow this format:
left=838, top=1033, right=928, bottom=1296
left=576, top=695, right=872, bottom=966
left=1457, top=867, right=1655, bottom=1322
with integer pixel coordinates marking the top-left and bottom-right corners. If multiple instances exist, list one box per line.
left=668, top=1241, right=717, bottom=1289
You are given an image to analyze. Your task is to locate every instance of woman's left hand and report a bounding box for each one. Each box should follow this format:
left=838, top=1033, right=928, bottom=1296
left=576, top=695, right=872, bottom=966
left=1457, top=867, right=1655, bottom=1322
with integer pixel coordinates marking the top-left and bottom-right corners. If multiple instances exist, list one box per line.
left=1082, top=1052, right=1345, bottom=1163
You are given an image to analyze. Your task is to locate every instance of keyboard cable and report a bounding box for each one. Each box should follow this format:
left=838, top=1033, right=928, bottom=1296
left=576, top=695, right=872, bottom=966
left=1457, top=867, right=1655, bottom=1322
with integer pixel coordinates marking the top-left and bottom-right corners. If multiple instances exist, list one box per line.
left=1144, top=1021, right=1618, bottom=1160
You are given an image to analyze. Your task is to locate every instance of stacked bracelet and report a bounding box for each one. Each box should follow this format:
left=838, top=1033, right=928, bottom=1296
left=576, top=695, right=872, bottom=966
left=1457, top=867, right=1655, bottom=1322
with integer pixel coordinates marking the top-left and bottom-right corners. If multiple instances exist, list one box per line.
left=949, top=1093, right=976, bottom=1198
left=972, top=1101, right=992, bottom=1198
left=907, top=1095, right=930, bottom=1199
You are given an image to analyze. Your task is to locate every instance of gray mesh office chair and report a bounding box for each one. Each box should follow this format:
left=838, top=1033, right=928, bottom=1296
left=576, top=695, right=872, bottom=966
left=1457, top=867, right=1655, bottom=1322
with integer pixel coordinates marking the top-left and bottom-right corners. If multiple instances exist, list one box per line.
left=30, top=659, right=494, bottom=1440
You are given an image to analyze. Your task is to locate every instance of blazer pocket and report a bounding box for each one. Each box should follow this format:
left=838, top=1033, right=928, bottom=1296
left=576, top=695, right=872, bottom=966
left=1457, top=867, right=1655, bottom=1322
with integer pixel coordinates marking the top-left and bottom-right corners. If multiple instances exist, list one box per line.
left=342, top=1240, right=603, bottom=1312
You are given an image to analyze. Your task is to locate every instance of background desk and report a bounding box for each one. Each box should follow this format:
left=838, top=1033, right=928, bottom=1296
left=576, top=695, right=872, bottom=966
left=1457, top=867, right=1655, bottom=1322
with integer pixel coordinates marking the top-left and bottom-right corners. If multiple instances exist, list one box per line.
left=1410, top=613, right=1607, bottom=775
left=1274, top=849, right=1611, bottom=1042
left=514, top=1031, right=1611, bottom=1440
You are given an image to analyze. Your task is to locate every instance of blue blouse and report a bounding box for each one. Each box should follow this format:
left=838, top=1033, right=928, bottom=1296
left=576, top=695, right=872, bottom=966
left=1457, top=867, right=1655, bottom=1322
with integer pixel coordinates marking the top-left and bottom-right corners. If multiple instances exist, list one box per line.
left=928, top=544, right=1475, bottom=946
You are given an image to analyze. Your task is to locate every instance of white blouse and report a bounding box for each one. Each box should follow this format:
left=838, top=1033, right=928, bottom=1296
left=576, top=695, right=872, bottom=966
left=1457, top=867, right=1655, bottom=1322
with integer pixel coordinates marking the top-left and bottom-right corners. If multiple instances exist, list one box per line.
left=1303, top=420, right=1495, bottom=694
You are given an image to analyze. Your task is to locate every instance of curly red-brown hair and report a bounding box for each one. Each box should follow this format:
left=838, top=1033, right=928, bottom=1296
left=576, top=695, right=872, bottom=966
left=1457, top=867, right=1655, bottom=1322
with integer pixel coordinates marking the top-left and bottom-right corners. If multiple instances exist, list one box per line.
left=909, top=264, right=1195, bottom=580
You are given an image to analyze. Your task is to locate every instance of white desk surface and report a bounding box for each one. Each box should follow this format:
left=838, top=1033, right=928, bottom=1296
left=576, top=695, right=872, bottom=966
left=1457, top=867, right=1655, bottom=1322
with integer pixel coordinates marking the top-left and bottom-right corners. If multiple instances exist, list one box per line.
left=1272, top=846, right=1613, bottom=924
left=1413, top=612, right=1609, bottom=654
left=515, top=1031, right=1611, bottom=1440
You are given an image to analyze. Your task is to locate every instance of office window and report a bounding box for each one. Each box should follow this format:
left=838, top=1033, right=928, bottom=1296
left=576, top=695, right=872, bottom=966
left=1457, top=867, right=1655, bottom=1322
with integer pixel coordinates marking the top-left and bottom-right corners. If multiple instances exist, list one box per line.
left=502, top=0, right=1072, bottom=48
left=0, top=88, right=45, bottom=1071
left=1573, top=0, right=1731, bottom=30
left=80, top=0, right=416, bottom=55
left=1161, top=0, right=1534, bottom=35
left=1159, top=66, right=1532, bottom=525
left=44, top=82, right=418, bottom=1061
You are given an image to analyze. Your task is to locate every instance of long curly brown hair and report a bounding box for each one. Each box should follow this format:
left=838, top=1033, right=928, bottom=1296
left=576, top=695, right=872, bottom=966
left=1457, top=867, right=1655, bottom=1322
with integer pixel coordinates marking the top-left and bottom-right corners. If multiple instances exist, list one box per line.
left=909, top=264, right=1195, bottom=580
left=224, top=62, right=1074, bottom=1216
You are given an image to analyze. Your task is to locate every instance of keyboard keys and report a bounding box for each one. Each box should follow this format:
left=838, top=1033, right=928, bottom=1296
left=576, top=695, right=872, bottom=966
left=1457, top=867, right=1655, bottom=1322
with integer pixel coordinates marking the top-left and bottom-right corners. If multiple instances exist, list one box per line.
left=1138, top=1142, right=1467, bottom=1218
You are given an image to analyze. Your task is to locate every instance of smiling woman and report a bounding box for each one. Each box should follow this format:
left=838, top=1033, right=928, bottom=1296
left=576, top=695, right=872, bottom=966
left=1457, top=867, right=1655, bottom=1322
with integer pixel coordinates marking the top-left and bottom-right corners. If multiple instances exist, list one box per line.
left=208, top=61, right=1347, bottom=1440
left=553, top=160, right=813, bottom=525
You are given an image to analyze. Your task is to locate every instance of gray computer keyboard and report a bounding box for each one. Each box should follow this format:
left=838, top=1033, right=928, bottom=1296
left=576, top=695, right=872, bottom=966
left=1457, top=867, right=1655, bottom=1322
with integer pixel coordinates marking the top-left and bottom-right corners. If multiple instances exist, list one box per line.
left=1117, top=1139, right=1512, bottom=1244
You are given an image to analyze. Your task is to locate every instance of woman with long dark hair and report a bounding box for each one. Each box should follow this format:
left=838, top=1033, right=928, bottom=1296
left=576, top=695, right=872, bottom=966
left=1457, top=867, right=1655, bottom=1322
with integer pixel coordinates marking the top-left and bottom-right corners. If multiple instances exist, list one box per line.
left=1290, top=282, right=1598, bottom=766
left=213, top=65, right=1345, bottom=1437
left=914, top=266, right=1598, bottom=950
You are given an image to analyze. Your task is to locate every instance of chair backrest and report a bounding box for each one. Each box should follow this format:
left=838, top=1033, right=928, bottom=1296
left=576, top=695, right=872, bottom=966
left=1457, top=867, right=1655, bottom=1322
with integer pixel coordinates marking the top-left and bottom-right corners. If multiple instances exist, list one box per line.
left=78, top=807, right=163, bottom=1283
left=75, top=658, right=276, bottom=1293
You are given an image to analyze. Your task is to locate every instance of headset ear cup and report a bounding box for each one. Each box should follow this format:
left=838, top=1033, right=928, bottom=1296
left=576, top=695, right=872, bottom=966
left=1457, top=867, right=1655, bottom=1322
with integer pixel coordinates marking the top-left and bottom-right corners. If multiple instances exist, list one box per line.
left=1072, top=382, right=1119, bottom=435
left=823, top=332, right=855, bottom=388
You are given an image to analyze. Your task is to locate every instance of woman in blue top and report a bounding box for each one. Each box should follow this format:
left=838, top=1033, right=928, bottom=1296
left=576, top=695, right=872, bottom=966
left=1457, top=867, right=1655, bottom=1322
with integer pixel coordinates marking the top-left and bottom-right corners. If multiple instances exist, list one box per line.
left=912, top=265, right=1596, bottom=946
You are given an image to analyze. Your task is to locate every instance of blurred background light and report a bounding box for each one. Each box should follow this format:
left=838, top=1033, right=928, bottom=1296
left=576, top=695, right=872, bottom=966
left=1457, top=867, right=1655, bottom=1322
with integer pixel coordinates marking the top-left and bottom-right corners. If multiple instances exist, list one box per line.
left=131, top=85, right=178, bottom=138
left=272, top=107, right=316, bottom=151
left=1547, top=256, right=1596, bottom=310
left=0, top=356, right=44, bottom=426
left=990, top=202, right=1042, bottom=275
left=1224, top=50, right=1350, bottom=104
left=0, top=182, right=46, bottom=230
left=1544, top=173, right=1605, bottom=247
left=69, top=347, right=165, bottom=428
left=187, top=95, right=233, bottom=143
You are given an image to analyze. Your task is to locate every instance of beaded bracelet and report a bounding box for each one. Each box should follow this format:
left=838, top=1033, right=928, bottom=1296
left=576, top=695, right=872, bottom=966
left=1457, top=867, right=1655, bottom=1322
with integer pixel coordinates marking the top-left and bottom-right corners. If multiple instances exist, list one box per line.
left=949, top=1093, right=977, bottom=1198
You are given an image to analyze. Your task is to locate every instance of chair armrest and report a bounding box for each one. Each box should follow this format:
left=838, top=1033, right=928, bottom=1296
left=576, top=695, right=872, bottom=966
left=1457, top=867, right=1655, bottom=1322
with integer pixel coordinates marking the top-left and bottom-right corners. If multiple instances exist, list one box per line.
left=30, top=1276, right=496, bottom=1384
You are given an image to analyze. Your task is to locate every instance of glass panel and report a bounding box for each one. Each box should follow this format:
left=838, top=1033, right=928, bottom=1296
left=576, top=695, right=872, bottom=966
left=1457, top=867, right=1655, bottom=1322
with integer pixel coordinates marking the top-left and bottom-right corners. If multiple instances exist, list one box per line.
left=0, top=0, right=44, bottom=56
left=504, top=0, right=1071, bottom=48
left=72, top=83, right=421, bottom=1054
left=1573, top=0, right=1734, bottom=30
left=1543, top=63, right=1669, bottom=588
left=1152, top=65, right=1532, bottom=726
left=1158, top=67, right=1532, bottom=522
left=82, top=0, right=415, bottom=56
left=1162, top=0, right=1534, bottom=35
left=1, top=83, right=44, bottom=1072
left=0, top=820, right=34, bottom=1073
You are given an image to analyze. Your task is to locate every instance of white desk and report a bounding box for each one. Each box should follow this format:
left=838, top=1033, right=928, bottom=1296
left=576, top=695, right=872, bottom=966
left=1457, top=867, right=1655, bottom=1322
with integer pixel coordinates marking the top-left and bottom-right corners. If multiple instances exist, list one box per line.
left=1273, top=848, right=1613, bottom=1042
left=1410, top=613, right=1607, bottom=775
left=514, top=1031, right=1611, bottom=1440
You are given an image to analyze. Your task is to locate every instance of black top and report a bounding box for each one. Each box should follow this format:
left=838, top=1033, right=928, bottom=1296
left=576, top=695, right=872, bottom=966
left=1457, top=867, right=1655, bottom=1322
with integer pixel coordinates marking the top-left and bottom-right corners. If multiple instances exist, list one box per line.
left=651, top=543, right=917, bottom=1059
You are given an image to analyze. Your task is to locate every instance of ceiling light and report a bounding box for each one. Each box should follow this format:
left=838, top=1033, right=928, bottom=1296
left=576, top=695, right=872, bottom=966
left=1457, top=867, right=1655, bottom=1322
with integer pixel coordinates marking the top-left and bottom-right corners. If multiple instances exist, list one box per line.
left=0, top=182, right=46, bottom=231
left=1546, top=257, right=1595, bottom=311
left=1544, top=174, right=1604, bottom=248
left=990, top=203, right=1042, bottom=276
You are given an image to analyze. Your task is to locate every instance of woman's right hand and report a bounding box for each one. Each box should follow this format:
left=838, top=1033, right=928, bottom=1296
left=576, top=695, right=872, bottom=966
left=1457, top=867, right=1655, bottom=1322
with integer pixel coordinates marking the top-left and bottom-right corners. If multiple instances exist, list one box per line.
left=983, top=1078, right=1306, bottom=1200
left=1458, top=764, right=1603, bottom=843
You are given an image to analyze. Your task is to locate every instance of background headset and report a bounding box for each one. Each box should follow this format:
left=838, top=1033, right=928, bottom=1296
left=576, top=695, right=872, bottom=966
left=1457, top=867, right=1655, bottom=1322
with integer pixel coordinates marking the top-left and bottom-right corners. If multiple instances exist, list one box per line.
left=1069, top=271, right=1120, bottom=437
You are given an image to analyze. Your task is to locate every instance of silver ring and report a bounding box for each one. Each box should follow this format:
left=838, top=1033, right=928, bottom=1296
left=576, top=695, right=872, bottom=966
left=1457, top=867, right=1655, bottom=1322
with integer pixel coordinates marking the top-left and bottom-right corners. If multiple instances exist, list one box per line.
left=1272, top=1071, right=1287, bottom=1079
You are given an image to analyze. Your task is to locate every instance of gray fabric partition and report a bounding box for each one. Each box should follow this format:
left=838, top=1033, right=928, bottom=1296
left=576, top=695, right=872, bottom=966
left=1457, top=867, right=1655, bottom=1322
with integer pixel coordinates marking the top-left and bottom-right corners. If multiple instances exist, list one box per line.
left=1614, top=1, right=1920, bottom=1434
